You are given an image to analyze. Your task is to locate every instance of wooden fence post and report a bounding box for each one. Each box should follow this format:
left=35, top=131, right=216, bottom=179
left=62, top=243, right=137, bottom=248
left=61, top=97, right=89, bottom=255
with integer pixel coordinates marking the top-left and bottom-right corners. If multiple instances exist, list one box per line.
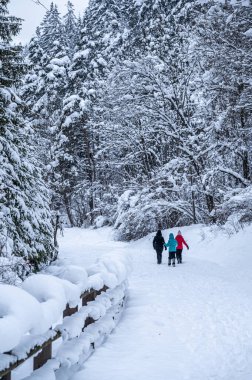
left=82, top=290, right=97, bottom=306
left=83, top=317, right=95, bottom=329
left=33, top=342, right=52, bottom=370
left=63, top=304, right=78, bottom=318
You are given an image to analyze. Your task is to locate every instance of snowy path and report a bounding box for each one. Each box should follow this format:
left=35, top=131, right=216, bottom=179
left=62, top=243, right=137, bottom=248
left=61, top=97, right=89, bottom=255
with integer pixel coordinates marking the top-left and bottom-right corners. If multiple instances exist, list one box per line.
left=59, top=226, right=252, bottom=380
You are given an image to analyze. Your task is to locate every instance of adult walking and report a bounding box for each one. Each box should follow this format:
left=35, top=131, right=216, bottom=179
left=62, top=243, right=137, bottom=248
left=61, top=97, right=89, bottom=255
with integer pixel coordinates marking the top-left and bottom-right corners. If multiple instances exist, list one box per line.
left=175, top=230, right=189, bottom=264
left=153, top=230, right=166, bottom=264
left=165, top=233, right=178, bottom=267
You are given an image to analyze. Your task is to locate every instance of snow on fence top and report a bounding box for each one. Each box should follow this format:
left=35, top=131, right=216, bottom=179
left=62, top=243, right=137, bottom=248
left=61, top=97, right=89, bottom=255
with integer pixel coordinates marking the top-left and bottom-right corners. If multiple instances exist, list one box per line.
left=0, top=253, right=131, bottom=355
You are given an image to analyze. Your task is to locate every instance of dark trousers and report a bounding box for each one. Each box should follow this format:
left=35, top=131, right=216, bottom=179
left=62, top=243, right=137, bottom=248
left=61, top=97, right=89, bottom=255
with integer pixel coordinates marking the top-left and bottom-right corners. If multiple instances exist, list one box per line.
left=156, top=249, right=163, bottom=264
left=168, top=252, right=176, bottom=266
left=176, top=249, right=183, bottom=263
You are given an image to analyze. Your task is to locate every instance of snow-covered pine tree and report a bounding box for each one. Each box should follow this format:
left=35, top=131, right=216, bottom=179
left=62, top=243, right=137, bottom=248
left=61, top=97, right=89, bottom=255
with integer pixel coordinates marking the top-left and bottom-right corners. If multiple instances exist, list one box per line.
left=123, top=0, right=192, bottom=58
left=31, top=3, right=69, bottom=126
left=63, top=1, right=78, bottom=56
left=53, top=0, right=129, bottom=226
left=21, top=3, right=72, bottom=219
left=0, top=0, right=57, bottom=283
left=20, top=28, right=47, bottom=151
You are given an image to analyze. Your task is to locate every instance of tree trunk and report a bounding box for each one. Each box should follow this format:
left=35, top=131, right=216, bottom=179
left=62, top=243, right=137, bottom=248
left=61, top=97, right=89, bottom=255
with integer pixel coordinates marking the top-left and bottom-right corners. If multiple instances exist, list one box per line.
left=190, top=168, right=197, bottom=224
left=206, top=194, right=216, bottom=222
left=63, top=193, right=74, bottom=227
left=243, top=150, right=250, bottom=180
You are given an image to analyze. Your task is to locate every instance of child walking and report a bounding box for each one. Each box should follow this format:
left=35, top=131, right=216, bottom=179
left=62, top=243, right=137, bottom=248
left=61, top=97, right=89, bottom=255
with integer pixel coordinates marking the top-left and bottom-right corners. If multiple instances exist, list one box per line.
left=165, top=233, right=178, bottom=267
left=175, top=230, right=189, bottom=264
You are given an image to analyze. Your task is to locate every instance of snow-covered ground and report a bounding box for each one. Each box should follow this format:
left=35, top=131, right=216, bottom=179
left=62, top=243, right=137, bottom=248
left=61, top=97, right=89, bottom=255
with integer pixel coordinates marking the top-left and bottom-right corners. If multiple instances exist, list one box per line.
left=59, top=224, right=252, bottom=380
left=58, top=227, right=129, bottom=268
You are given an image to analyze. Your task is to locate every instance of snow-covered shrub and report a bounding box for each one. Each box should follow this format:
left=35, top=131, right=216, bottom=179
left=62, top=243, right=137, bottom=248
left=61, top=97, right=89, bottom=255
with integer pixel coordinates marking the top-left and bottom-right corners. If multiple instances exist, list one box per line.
left=216, top=185, right=252, bottom=230
left=114, top=189, right=193, bottom=240
left=0, top=256, right=29, bottom=286
left=94, top=215, right=109, bottom=228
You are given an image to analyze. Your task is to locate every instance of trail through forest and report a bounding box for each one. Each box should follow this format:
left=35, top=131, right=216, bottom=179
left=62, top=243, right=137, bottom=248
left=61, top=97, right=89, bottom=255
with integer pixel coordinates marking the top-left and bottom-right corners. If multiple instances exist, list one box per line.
left=59, top=225, right=252, bottom=380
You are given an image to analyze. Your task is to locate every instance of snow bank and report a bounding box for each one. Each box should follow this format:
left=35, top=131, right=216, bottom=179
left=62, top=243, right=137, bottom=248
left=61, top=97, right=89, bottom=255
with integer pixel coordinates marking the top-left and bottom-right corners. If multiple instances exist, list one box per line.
left=87, top=273, right=104, bottom=290
left=48, top=265, right=88, bottom=290
left=0, top=231, right=130, bottom=380
left=87, top=254, right=131, bottom=290
left=0, top=285, right=44, bottom=352
left=0, top=246, right=130, bottom=369
left=22, top=360, right=59, bottom=380
left=22, top=274, right=77, bottom=330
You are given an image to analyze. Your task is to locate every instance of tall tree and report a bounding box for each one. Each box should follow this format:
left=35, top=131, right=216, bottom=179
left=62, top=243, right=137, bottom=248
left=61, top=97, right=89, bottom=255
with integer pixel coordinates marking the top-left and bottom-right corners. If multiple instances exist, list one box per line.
left=0, top=0, right=57, bottom=283
left=53, top=0, right=130, bottom=226
left=63, top=1, right=78, bottom=55
left=191, top=0, right=252, bottom=221
left=21, top=3, right=71, bottom=217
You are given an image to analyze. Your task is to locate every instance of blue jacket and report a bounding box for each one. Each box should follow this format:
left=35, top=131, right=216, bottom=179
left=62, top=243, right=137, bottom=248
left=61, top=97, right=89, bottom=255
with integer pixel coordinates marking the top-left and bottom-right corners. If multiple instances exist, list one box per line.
left=165, top=233, right=178, bottom=252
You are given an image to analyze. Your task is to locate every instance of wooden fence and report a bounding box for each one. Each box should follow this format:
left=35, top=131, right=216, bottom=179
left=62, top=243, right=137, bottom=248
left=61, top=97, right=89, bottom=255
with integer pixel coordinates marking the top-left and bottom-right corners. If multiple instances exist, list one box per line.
left=0, top=285, right=114, bottom=380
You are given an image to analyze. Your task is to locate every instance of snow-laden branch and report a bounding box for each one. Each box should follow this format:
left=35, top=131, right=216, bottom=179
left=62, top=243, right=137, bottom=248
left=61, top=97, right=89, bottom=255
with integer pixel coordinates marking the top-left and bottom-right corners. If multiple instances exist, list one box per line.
left=30, top=0, right=48, bottom=11
left=219, top=167, right=250, bottom=187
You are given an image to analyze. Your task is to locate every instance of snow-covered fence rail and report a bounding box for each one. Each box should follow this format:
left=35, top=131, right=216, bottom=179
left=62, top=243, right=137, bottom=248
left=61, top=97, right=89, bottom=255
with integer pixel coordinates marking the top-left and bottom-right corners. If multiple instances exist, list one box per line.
left=0, top=287, right=107, bottom=380
left=0, top=254, right=130, bottom=380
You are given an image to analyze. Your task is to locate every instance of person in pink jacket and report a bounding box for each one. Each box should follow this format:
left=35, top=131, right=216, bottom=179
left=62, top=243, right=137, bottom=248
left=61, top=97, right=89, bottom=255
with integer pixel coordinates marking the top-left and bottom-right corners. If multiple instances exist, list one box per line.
left=175, top=230, right=189, bottom=264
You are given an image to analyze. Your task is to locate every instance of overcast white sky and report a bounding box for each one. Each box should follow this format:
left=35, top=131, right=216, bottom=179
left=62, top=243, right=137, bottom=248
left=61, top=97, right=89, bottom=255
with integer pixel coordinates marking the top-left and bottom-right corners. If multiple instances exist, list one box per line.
left=9, top=0, right=89, bottom=44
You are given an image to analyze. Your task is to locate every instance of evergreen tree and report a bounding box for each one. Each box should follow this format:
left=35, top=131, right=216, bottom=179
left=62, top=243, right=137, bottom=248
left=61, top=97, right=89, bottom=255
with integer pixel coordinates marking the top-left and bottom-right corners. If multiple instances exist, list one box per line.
left=21, top=2, right=71, bottom=214
left=52, top=0, right=129, bottom=226
left=63, top=1, right=78, bottom=55
left=0, top=0, right=57, bottom=283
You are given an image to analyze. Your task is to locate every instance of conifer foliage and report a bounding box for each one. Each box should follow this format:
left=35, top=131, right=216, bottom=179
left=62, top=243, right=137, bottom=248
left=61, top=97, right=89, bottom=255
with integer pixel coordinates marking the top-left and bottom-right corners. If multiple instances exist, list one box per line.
left=0, top=0, right=57, bottom=284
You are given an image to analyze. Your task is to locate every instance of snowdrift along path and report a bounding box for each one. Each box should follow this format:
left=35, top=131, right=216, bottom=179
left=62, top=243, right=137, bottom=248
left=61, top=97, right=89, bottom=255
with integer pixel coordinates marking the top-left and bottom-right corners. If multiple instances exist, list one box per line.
left=59, top=225, right=252, bottom=380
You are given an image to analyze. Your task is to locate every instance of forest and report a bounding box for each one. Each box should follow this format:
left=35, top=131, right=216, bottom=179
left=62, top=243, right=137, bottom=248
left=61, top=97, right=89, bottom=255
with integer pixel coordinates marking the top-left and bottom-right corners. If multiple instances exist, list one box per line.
left=1, top=0, right=252, bottom=282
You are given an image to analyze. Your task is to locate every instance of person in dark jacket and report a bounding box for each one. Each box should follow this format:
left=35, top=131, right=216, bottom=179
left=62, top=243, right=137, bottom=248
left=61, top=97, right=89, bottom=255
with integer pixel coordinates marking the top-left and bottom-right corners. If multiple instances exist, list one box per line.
left=153, top=230, right=166, bottom=264
left=175, top=230, right=189, bottom=264
left=165, top=233, right=178, bottom=267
